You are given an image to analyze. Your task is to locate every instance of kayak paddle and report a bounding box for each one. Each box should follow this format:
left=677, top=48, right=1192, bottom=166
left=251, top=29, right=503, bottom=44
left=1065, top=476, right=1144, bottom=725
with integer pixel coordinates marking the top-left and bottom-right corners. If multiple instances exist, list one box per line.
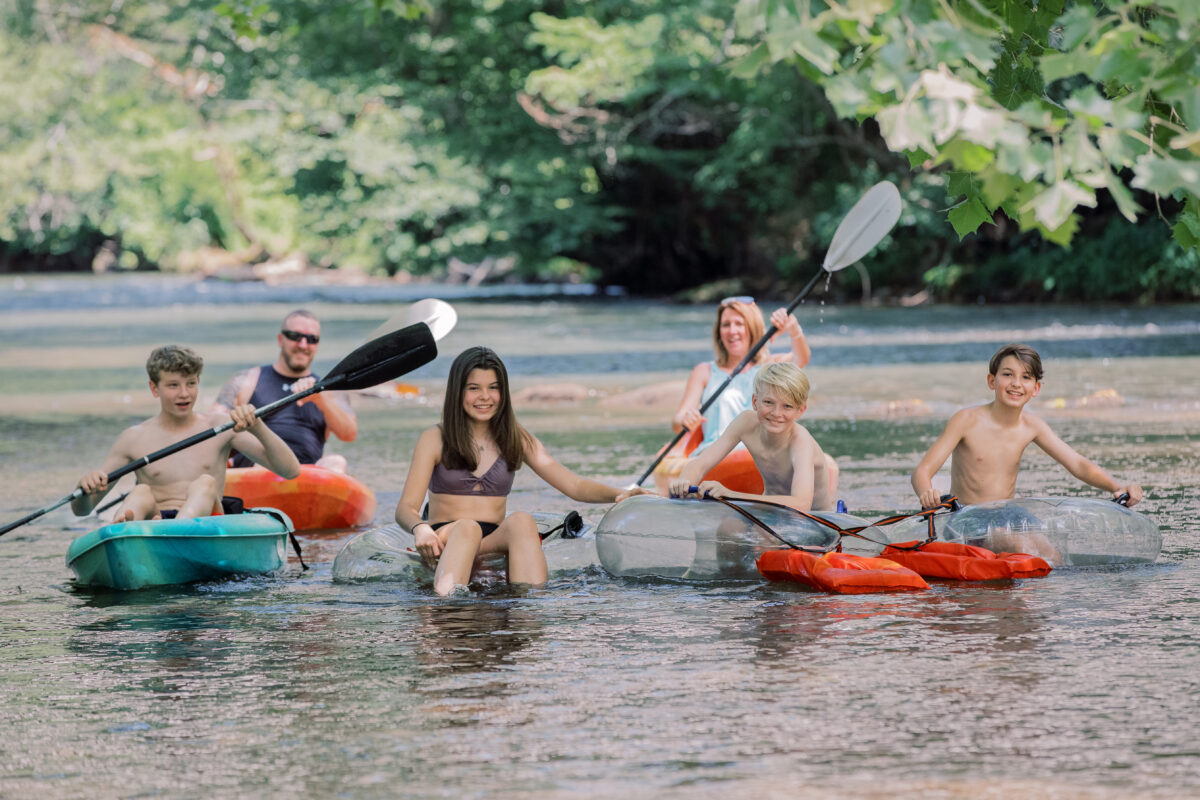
left=0, top=322, right=438, bottom=538
left=635, top=180, right=903, bottom=486
left=367, top=297, right=458, bottom=342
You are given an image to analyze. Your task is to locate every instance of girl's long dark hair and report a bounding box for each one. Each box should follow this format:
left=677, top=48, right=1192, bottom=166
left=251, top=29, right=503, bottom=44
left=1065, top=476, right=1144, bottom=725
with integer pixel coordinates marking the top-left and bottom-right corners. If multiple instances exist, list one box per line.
left=440, top=346, right=529, bottom=471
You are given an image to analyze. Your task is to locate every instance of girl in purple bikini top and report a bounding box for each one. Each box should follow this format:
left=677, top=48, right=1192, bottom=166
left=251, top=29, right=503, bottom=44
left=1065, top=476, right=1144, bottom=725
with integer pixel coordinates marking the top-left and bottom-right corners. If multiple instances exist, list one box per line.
left=428, top=457, right=516, bottom=497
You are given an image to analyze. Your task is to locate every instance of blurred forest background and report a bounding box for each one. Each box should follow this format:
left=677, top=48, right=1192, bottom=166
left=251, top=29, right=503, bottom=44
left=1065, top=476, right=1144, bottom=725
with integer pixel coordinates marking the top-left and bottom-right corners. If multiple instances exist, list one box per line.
left=2, top=0, right=1198, bottom=303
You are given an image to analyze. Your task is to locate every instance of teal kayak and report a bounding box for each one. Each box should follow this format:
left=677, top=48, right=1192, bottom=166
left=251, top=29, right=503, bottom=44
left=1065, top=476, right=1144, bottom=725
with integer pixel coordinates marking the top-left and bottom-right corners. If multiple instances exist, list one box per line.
left=66, top=510, right=294, bottom=590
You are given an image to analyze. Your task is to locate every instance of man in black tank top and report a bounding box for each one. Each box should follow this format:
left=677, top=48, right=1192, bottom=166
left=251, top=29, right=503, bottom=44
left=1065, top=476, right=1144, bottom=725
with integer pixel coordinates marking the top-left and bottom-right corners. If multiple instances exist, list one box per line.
left=213, top=309, right=358, bottom=472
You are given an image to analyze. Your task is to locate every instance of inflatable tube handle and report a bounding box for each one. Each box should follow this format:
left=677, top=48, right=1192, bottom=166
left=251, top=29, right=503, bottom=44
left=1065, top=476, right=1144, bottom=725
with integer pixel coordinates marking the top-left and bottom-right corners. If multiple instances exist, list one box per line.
left=1114, top=492, right=1131, bottom=506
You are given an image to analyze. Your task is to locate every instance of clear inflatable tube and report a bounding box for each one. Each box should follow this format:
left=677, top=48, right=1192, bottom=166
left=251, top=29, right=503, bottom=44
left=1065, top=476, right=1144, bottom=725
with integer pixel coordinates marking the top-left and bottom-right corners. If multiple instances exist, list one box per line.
left=331, top=511, right=594, bottom=585
left=884, top=497, right=1161, bottom=567
left=595, top=495, right=872, bottom=581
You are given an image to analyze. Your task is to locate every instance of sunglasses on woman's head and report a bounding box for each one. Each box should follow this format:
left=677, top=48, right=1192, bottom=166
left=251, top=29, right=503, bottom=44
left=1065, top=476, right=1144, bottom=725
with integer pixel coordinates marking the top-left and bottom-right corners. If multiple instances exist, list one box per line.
left=281, top=329, right=320, bottom=345
left=720, top=296, right=755, bottom=306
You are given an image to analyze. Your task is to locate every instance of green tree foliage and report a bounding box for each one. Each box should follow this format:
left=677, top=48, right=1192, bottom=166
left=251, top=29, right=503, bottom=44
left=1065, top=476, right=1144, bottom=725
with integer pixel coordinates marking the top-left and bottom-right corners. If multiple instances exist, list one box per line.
left=729, top=0, right=1200, bottom=250
left=1, top=0, right=1197, bottom=302
left=1, top=0, right=607, bottom=276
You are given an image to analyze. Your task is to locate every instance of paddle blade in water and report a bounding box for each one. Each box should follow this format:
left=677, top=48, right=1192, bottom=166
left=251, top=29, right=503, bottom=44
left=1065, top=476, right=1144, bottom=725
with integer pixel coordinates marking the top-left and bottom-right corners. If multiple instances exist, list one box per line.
left=322, top=322, right=438, bottom=391
left=823, top=181, right=902, bottom=272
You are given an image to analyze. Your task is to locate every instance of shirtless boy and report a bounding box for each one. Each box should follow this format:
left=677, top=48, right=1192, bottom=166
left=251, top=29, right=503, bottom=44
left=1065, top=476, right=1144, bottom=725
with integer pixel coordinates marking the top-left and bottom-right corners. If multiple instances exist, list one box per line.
left=668, top=362, right=836, bottom=512
left=72, top=345, right=301, bottom=522
left=911, top=343, right=1143, bottom=509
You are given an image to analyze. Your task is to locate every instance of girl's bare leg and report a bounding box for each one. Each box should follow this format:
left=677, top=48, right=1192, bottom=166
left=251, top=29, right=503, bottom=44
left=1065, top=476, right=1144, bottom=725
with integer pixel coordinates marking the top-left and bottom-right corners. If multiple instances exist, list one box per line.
left=478, top=512, right=547, bottom=586
left=433, top=520, right=484, bottom=596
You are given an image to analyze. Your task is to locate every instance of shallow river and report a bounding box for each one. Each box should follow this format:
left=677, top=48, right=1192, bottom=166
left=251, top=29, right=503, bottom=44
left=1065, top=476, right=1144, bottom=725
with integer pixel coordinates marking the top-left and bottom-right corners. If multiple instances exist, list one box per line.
left=1, top=275, right=1199, bottom=799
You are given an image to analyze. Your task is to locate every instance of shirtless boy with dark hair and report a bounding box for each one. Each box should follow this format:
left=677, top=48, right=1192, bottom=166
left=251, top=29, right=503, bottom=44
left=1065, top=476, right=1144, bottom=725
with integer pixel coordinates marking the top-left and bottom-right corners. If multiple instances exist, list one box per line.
left=911, top=343, right=1143, bottom=509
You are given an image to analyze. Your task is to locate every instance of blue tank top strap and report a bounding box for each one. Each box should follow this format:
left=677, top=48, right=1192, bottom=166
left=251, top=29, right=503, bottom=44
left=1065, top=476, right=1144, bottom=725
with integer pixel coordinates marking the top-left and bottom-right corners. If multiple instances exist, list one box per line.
left=230, top=364, right=327, bottom=468
left=698, top=361, right=760, bottom=449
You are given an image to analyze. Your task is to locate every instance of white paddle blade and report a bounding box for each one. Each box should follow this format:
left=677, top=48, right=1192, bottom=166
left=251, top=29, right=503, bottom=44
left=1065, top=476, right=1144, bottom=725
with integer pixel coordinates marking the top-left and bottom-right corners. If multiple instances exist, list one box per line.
left=366, top=298, right=458, bottom=342
left=404, top=298, right=458, bottom=341
left=823, top=181, right=902, bottom=272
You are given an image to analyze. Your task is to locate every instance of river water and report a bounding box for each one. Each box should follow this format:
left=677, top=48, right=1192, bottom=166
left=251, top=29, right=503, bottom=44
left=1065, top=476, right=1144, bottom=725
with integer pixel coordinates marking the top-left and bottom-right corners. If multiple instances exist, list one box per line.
left=1, top=275, right=1199, bottom=799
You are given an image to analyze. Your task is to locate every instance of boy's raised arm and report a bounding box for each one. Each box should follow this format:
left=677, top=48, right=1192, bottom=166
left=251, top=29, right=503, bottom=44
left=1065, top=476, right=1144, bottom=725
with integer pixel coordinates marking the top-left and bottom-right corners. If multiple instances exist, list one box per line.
left=228, top=405, right=301, bottom=479
left=912, top=410, right=969, bottom=509
left=668, top=412, right=750, bottom=497
left=71, top=431, right=137, bottom=516
left=1032, top=418, right=1144, bottom=506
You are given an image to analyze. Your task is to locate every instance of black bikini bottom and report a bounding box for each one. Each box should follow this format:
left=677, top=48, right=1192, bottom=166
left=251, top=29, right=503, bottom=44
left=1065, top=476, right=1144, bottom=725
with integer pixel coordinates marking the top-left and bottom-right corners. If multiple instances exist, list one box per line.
left=430, top=519, right=500, bottom=537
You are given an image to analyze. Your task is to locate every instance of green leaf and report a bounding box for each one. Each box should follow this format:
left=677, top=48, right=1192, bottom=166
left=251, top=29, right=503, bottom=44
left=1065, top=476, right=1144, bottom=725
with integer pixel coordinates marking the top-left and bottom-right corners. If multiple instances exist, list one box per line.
left=1131, top=155, right=1200, bottom=197
left=946, top=171, right=977, bottom=198
left=1102, top=171, right=1143, bottom=223
left=1028, top=180, right=1096, bottom=230
left=1172, top=218, right=1198, bottom=250
left=1040, top=51, right=1099, bottom=83
left=1055, top=5, right=1105, bottom=51
left=1061, top=121, right=1104, bottom=174
left=938, top=139, right=995, bottom=172
left=948, top=194, right=993, bottom=239
left=788, top=29, right=840, bottom=75
left=876, top=102, right=935, bottom=154
left=1154, top=0, right=1200, bottom=27
left=727, top=43, right=771, bottom=79
left=1018, top=208, right=1080, bottom=248
left=979, top=169, right=1020, bottom=210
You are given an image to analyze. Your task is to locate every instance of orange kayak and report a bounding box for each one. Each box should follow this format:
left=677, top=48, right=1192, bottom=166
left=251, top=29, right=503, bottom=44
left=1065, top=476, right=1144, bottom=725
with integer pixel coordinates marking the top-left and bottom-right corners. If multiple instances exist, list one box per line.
left=651, top=427, right=764, bottom=494
left=224, top=465, right=378, bottom=530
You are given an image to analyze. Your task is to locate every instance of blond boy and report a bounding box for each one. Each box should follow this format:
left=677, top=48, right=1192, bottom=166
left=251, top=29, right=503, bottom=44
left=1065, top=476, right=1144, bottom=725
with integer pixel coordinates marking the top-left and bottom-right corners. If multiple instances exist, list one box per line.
left=668, top=362, right=836, bottom=511
left=911, top=343, right=1143, bottom=509
left=72, top=345, right=301, bottom=522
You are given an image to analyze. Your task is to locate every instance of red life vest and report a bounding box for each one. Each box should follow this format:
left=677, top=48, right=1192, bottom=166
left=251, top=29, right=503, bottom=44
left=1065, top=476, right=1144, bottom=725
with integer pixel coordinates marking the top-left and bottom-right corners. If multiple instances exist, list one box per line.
left=880, top=540, right=1052, bottom=580
left=757, top=550, right=930, bottom=594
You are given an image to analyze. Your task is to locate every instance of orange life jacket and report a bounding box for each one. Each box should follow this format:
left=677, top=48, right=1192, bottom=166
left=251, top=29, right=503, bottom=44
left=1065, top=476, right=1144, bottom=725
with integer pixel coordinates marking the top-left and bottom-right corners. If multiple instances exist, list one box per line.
left=880, top=540, right=1052, bottom=580
left=757, top=550, right=930, bottom=594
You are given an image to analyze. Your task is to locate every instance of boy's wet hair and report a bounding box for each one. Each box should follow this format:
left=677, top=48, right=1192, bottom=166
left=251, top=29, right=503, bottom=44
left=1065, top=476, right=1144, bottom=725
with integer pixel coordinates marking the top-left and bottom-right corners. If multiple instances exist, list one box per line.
left=753, top=362, right=811, bottom=407
left=146, top=345, right=204, bottom=383
left=989, top=343, right=1043, bottom=381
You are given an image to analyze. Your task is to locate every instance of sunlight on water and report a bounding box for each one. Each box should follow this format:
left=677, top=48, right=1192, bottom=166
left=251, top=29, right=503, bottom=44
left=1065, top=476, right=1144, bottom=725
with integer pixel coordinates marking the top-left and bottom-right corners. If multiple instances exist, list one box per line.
left=1, top=279, right=1199, bottom=798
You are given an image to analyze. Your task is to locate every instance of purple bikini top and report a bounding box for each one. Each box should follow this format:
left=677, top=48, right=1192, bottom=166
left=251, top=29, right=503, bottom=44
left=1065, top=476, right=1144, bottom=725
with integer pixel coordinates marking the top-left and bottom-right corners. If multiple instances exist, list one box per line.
left=429, top=457, right=516, bottom=497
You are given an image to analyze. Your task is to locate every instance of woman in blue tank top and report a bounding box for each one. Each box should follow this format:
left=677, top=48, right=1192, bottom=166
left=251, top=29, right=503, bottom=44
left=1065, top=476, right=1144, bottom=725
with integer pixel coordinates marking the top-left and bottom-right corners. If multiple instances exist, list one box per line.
left=395, top=347, right=647, bottom=596
left=672, top=298, right=813, bottom=450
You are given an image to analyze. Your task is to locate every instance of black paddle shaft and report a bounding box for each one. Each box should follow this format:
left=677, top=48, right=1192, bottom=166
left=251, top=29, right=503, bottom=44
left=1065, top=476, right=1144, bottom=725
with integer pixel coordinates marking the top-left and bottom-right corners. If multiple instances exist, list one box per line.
left=634, top=268, right=825, bottom=487
left=0, top=323, right=437, bottom=537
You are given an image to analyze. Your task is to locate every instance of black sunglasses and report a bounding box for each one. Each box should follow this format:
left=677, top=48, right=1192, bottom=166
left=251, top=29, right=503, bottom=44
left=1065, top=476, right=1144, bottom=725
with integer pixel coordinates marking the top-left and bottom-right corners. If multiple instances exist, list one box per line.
left=281, top=329, right=320, bottom=345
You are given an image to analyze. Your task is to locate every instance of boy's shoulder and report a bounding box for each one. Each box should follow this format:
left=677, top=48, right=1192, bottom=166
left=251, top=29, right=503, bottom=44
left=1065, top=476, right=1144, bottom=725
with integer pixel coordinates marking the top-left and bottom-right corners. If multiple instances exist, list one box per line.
left=945, top=402, right=994, bottom=427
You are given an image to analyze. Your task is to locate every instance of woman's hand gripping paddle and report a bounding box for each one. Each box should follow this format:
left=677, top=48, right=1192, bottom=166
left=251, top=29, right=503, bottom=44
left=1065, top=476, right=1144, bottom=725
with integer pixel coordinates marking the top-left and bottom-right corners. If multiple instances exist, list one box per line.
left=634, top=180, right=902, bottom=487
left=0, top=323, right=439, bottom=538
